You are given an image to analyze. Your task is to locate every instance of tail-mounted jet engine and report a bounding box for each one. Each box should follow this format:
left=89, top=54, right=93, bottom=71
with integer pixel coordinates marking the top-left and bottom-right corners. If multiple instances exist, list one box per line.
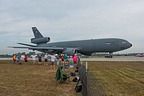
left=31, top=37, right=50, bottom=44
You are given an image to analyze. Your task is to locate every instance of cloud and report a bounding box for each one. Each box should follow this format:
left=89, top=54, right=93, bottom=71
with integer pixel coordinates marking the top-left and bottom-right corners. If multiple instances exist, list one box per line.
left=0, top=0, right=144, bottom=54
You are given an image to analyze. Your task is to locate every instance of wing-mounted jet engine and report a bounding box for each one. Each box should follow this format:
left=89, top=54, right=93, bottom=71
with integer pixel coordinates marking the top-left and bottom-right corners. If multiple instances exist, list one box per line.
left=31, top=37, right=50, bottom=44
left=62, top=48, right=77, bottom=55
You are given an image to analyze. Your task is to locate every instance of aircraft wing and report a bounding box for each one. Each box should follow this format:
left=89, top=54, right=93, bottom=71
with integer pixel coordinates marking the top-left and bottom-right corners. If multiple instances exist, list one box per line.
left=28, top=46, right=64, bottom=50
left=8, top=46, right=30, bottom=48
left=9, top=46, right=64, bottom=50
left=9, top=45, right=80, bottom=55
left=9, top=46, right=80, bottom=51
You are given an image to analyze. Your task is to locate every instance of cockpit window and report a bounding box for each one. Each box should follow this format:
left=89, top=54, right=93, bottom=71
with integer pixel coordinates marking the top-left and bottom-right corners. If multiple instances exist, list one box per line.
left=106, top=42, right=115, bottom=45
left=122, top=41, right=127, bottom=44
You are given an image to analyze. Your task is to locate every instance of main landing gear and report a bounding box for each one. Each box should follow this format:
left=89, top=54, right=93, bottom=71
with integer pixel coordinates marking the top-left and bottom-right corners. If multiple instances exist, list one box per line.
left=105, top=52, right=113, bottom=58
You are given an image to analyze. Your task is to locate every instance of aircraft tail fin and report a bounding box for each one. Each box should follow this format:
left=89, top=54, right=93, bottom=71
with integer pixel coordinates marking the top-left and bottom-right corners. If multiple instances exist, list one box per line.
left=31, top=27, right=50, bottom=44
left=32, top=27, right=43, bottom=38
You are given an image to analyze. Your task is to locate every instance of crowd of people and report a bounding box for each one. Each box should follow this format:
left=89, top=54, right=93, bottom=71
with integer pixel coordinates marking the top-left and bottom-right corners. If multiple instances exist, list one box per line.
left=12, top=53, right=80, bottom=70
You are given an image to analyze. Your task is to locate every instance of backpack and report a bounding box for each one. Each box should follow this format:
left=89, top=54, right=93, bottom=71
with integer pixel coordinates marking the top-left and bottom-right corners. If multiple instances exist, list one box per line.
left=75, top=69, right=78, bottom=72
left=75, top=84, right=82, bottom=92
left=71, top=72, right=76, bottom=76
left=72, top=76, right=79, bottom=82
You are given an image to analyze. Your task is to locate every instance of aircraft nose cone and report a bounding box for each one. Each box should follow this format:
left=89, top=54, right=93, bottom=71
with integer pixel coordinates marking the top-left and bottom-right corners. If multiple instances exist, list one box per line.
left=130, top=43, right=132, bottom=47
left=128, top=43, right=132, bottom=48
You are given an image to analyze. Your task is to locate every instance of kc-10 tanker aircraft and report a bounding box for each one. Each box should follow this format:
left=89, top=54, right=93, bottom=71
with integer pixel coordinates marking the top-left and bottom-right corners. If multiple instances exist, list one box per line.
left=10, top=27, right=132, bottom=56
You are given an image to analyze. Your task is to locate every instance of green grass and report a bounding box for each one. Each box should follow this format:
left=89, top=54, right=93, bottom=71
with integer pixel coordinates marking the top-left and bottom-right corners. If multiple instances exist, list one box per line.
left=87, top=61, right=144, bottom=96
left=0, top=60, right=77, bottom=96
left=1, top=60, right=144, bottom=96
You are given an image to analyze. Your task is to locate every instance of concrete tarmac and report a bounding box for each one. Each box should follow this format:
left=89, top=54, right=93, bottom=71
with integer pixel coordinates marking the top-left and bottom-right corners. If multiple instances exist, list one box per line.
left=81, top=56, right=144, bottom=61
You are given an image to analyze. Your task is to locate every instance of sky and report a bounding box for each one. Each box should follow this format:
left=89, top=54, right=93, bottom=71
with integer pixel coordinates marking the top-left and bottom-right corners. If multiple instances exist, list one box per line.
left=0, top=0, right=144, bottom=55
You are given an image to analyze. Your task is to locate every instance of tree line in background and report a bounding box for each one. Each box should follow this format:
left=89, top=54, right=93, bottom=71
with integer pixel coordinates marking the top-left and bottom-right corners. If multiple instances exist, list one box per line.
left=0, top=52, right=36, bottom=58
left=0, top=52, right=143, bottom=58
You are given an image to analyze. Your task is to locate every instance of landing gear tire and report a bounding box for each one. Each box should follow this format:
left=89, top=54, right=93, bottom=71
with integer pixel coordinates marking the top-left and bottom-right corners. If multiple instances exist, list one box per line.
left=105, top=55, right=113, bottom=58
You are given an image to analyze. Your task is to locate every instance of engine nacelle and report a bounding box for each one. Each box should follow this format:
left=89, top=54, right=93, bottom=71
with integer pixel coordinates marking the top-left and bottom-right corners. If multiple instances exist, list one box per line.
left=62, top=48, right=76, bottom=55
left=31, top=37, right=50, bottom=44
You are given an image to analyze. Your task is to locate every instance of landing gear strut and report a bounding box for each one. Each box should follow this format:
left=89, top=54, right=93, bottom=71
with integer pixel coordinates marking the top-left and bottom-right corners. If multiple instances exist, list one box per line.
left=105, top=52, right=113, bottom=58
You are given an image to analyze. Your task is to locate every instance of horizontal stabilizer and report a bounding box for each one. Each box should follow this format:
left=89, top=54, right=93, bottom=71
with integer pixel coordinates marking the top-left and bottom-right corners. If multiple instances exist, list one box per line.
left=17, top=43, right=36, bottom=47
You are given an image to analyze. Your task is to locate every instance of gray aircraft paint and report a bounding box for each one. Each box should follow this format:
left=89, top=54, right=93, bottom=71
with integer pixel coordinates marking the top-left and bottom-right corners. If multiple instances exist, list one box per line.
left=39, top=38, right=132, bottom=55
left=9, top=27, right=132, bottom=55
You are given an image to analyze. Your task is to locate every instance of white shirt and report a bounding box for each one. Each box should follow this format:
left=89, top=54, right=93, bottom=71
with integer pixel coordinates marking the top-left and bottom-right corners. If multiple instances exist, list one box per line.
left=31, top=55, right=36, bottom=60
left=44, top=54, right=48, bottom=59
left=50, top=55, right=56, bottom=62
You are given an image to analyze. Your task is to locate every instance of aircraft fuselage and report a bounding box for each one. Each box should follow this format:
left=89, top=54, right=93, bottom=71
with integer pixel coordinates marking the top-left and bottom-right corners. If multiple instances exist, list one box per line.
left=38, top=38, right=132, bottom=55
left=10, top=27, right=132, bottom=56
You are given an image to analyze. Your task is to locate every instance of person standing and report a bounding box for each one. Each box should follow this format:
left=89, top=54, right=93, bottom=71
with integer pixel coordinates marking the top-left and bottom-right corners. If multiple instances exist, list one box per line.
left=24, top=55, right=28, bottom=63
left=50, top=54, right=56, bottom=70
left=17, top=55, right=21, bottom=65
left=73, top=54, right=78, bottom=67
left=38, top=54, right=42, bottom=64
left=55, top=54, right=60, bottom=66
left=60, top=54, right=64, bottom=62
left=31, top=54, right=37, bottom=65
left=13, top=55, right=17, bottom=64
left=64, top=54, right=68, bottom=61
left=60, top=54, right=64, bottom=66
left=44, top=53, right=48, bottom=65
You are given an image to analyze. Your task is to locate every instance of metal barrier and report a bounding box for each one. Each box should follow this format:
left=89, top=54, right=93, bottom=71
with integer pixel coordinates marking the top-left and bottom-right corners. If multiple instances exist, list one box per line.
left=77, top=62, right=106, bottom=96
